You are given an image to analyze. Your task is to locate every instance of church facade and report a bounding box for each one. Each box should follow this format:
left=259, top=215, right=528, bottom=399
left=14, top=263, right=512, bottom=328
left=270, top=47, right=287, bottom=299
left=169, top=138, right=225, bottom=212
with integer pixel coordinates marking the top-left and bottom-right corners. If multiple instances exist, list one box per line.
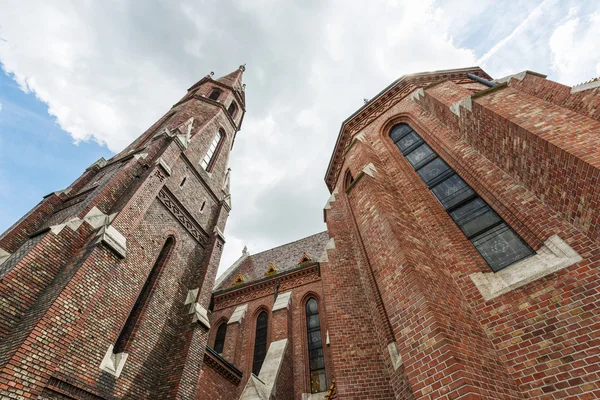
left=1, top=65, right=600, bottom=400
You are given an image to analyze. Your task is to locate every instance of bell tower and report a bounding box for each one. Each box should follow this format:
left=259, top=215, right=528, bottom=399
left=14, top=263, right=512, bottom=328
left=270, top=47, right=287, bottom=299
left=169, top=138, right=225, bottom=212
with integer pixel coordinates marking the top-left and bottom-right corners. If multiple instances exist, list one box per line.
left=0, top=66, right=246, bottom=399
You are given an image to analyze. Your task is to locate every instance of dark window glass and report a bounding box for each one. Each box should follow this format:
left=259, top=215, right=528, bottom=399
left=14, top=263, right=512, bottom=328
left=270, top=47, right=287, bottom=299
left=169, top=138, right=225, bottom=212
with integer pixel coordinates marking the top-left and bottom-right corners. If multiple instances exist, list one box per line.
left=472, top=224, right=533, bottom=272
left=389, top=123, right=533, bottom=271
left=228, top=102, right=237, bottom=117
left=396, top=131, right=422, bottom=153
left=209, top=89, right=221, bottom=100
left=252, top=312, right=268, bottom=375
left=449, top=198, right=502, bottom=238
left=416, top=157, right=452, bottom=186
left=390, top=124, right=413, bottom=142
left=406, top=143, right=436, bottom=169
left=306, top=298, right=326, bottom=393
left=213, top=323, right=227, bottom=354
left=431, top=174, right=475, bottom=210
left=307, top=314, right=320, bottom=329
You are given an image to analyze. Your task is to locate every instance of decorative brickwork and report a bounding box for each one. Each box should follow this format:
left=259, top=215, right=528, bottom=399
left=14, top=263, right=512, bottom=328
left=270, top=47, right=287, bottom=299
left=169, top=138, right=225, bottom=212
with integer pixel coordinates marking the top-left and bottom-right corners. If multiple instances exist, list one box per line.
left=3, top=64, right=600, bottom=399
left=0, top=67, right=245, bottom=399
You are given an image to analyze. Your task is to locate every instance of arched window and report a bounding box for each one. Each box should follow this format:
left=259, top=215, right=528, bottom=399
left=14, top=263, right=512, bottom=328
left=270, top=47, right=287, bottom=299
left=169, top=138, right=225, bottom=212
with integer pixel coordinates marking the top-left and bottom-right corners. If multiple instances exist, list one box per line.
left=306, top=298, right=326, bottom=393
left=227, top=102, right=238, bottom=118
left=113, top=237, right=175, bottom=354
left=208, top=89, right=222, bottom=101
left=201, top=130, right=224, bottom=171
left=344, top=170, right=354, bottom=189
left=213, top=322, right=227, bottom=354
left=389, top=123, right=533, bottom=271
left=252, top=311, right=268, bottom=375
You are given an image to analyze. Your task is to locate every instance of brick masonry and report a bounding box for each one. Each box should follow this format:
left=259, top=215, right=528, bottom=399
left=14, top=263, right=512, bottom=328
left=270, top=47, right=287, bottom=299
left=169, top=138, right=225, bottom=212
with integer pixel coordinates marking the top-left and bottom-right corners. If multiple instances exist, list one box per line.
left=0, top=66, right=245, bottom=399
left=3, top=65, right=600, bottom=400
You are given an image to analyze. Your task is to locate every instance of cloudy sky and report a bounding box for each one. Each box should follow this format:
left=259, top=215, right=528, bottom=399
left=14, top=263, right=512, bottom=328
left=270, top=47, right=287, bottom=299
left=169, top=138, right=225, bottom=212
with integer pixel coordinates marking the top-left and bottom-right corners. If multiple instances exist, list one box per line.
left=1, top=0, right=599, bottom=275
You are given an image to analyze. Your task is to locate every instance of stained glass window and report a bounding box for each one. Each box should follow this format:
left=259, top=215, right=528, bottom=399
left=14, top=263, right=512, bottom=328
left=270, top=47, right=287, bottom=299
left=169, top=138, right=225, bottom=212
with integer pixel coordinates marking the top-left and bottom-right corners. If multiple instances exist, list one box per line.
left=252, top=311, right=268, bottom=375
left=213, top=323, right=227, bottom=354
left=306, top=298, right=326, bottom=393
left=389, top=123, right=533, bottom=271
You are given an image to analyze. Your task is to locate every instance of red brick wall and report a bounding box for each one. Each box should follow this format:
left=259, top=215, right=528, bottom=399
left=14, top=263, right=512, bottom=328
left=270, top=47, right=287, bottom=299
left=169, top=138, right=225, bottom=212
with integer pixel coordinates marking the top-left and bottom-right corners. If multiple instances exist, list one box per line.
left=323, top=71, right=600, bottom=399
left=0, top=73, right=242, bottom=399
left=210, top=270, right=333, bottom=398
left=195, top=356, right=239, bottom=400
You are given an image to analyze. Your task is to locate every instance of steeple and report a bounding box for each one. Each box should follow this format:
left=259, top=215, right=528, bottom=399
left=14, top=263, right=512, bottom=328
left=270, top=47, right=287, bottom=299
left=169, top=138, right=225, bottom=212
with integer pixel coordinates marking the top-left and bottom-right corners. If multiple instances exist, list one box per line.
left=216, top=64, right=245, bottom=90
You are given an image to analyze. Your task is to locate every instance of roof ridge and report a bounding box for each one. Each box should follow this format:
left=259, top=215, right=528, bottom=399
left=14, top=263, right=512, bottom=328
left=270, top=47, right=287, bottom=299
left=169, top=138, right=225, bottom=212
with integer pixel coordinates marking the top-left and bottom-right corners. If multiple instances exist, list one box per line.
left=248, top=231, right=328, bottom=259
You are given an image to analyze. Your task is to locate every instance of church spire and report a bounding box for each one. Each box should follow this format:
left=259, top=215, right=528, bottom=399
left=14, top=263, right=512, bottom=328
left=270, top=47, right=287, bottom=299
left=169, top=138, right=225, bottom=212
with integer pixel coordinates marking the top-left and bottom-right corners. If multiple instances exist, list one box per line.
left=215, top=64, right=245, bottom=91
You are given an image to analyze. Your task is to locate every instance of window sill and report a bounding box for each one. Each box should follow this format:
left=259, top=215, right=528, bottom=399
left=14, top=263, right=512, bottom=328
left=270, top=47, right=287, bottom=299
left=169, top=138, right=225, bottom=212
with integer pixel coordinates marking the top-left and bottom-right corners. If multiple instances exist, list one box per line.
left=469, top=235, right=582, bottom=301
left=302, top=391, right=329, bottom=400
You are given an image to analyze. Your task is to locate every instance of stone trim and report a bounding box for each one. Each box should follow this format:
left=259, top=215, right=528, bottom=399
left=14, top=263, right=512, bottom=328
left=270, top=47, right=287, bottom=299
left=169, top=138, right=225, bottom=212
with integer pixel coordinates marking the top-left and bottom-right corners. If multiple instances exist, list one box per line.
left=571, top=77, right=600, bottom=94
left=86, top=157, right=107, bottom=171
left=97, top=225, right=127, bottom=258
left=0, top=248, right=11, bottom=266
left=155, top=157, right=172, bottom=176
left=192, top=303, right=211, bottom=329
left=387, top=342, right=403, bottom=370
left=470, top=235, right=582, bottom=301
left=272, top=290, right=292, bottom=311
left=449, top=96, right=473, bottom=116
left=228, top=304, right=248, bottom=324
left=319, top=238, right=335, bottom=263
left=302, top=392, right=328, bottom=400
left=99, top=344, right=128, bottom=378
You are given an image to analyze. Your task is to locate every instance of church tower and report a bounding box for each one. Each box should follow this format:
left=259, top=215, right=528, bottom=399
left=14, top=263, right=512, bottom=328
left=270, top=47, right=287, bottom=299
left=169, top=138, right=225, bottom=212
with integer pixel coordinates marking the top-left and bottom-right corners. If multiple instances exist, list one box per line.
left=0, top=66, right=246, bottom=399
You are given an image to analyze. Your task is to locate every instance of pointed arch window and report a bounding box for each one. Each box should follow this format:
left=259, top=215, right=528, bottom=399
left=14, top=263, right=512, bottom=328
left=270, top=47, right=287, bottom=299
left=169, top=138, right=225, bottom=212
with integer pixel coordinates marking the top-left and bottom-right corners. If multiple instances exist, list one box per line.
left=209, top=89, right=222, bottom=101
left=213, top=322, right=228, bottom=354
left=306, top=298, right=326, bottom=393
left=228, top=102, right=238, bottom=118
left=201, top=130, right=224, bottom=171
left=113, top=237, right=175, bottom=354
left=389, top=123, right=533, bottom=271
left=252, top=311, right=268, bottom=375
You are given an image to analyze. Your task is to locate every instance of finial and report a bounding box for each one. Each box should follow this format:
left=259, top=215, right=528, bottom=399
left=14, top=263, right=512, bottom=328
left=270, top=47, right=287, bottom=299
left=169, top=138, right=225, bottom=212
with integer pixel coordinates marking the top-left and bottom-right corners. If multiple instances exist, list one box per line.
left=242, top=83, right=246, bottom=90
left=363, top=98, right=370, bottom=104
left=242, top=246, right=248, bottom=255
left=239, top=64, right=246, bottom=72
left=210, top=71, right=214, bottom=76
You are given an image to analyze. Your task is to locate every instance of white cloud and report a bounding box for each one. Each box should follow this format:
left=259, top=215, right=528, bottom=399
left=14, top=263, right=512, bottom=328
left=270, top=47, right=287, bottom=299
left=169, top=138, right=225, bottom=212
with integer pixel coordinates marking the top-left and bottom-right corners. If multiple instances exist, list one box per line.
left=0, top=102, right=2, bottom=112
left=1, top=0, right=599, bottom=276
left=549, top=11, right=600, bottom=85
left=477, top=0, right=554, bottom=65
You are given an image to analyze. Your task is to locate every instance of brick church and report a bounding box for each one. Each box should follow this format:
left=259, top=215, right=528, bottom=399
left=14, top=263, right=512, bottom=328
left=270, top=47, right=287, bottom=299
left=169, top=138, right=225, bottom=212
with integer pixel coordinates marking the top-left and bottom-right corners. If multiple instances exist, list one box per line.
left=1, top=64, right=600, bottom=399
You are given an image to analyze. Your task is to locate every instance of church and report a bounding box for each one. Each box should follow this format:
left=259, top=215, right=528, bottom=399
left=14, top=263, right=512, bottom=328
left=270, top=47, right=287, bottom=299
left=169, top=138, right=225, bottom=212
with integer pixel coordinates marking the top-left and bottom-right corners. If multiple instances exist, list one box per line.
left=1, top=64, right=600, bottom=399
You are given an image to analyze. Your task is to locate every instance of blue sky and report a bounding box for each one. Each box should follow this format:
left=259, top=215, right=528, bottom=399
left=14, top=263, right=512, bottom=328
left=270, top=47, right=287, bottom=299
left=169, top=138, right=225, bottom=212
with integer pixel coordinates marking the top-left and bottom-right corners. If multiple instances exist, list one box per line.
left=1, top=0, right=599, bottom=274
left=0, top=71, right=112, bottom=231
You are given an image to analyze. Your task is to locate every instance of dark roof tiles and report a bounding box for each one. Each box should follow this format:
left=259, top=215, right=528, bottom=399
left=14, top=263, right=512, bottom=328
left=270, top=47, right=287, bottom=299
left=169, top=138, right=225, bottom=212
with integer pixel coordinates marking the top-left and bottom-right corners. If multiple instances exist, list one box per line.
left=215, top=231, right=329, bottom=290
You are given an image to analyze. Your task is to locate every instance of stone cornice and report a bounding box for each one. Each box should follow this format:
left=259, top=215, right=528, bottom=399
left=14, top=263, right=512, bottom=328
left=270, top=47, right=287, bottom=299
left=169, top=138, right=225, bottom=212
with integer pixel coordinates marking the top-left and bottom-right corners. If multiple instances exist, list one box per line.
left=324, top=66, right=492, bottom=192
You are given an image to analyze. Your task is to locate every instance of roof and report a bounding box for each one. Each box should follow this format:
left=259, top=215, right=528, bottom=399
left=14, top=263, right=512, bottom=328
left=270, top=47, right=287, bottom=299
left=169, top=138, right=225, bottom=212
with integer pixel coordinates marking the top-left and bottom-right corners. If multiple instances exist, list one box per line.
left=214, top=231, right=330, bottom=291
left=324, top=66, right=492, bottom=191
